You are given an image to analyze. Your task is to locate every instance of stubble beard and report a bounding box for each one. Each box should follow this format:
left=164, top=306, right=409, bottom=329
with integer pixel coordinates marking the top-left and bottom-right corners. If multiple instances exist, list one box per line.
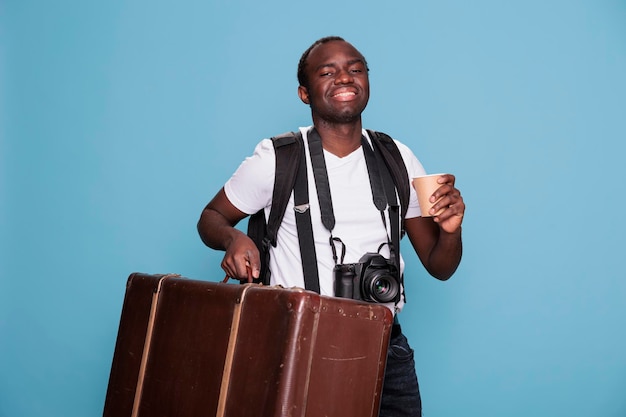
left=310, top=99, right=367, bottom=126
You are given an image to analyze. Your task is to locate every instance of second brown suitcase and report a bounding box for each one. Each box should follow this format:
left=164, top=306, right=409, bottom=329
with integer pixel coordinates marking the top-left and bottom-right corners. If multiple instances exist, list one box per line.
left=103, top=273, right=394, bottom=417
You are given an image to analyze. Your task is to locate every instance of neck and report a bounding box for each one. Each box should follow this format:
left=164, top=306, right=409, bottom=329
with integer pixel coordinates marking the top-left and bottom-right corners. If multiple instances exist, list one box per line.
left=312, top=118, right=363, bottom=158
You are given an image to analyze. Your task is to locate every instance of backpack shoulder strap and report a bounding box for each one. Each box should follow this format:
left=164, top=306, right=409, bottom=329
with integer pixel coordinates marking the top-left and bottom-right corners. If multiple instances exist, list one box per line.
left=247, top=131, right=302, bottom=284
left=366, top=130, right=410, bottom=221
left=266, top=131, right=303, bottom=244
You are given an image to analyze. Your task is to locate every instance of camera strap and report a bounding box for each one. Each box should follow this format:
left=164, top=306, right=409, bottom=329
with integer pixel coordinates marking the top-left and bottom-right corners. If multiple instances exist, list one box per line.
left=293, top=135, right=321, bottom=293
left=369, top=140, right=402, bottom=276
left=363, top=135, right=402, bottom=274
left=307, top=128, right=344, bottom=267
left=361, top=137, right=400, bottom=271
left=307, top=128, right=401, bottom=271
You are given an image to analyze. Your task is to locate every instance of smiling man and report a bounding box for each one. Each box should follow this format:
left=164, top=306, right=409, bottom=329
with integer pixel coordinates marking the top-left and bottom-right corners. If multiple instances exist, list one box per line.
left=198, top=36, right=465, bottom=416
left=298, top=39, right=370, bottom=134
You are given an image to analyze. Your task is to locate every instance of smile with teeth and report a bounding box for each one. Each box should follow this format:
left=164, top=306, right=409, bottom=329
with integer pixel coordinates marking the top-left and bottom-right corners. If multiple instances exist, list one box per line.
left=332, top=91, right=356, bottom=98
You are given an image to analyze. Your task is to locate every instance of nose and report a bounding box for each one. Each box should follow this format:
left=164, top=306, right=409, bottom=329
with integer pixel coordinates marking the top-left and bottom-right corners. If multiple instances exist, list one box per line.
left=334, top=68, right=354, bottom=84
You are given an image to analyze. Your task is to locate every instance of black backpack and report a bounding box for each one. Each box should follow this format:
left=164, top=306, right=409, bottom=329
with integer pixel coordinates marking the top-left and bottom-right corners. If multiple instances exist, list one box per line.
left=247, top=129, right=410, bottom=286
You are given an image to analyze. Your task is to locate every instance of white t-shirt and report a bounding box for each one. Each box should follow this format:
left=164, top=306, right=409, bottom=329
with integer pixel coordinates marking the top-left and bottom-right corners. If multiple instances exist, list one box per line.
left=225, top=126, right=427, bottom=307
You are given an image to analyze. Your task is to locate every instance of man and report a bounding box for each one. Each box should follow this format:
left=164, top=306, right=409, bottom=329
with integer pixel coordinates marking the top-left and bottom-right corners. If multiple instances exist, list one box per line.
left=198, top=36, right=464, bottom=417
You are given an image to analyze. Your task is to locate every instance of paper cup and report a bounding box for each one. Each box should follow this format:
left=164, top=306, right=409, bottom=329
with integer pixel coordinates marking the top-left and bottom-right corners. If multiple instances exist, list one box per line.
left=413, top=174, right=446, bottom=217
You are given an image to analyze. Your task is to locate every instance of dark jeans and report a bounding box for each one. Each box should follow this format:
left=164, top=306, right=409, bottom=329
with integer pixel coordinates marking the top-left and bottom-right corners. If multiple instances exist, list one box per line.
left=379, top=323, right=422, bottom=417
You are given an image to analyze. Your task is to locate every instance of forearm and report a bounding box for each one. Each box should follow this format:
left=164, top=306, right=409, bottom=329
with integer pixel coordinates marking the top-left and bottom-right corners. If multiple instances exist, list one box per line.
left=425, top=227, right=463, bottom=280
left=197, top=207, right=245, bottom=251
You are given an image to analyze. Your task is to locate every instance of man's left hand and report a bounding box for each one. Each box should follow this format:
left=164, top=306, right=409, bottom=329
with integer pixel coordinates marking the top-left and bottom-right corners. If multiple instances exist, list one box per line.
left=429, top=174, right=465, bottom=234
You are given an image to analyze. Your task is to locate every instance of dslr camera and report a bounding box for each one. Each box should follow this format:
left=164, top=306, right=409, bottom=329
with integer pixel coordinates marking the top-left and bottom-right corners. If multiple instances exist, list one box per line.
left=334, top=252, right=401, bottom=304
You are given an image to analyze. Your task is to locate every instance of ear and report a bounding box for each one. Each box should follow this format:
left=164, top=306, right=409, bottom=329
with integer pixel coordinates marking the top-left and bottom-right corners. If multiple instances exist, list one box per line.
left=298, top=85, right=310, bottom=105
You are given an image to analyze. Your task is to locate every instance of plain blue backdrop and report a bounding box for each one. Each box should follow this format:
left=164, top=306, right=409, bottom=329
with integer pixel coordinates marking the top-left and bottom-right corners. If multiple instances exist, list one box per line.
left=2, top=0, right=626, bottom=416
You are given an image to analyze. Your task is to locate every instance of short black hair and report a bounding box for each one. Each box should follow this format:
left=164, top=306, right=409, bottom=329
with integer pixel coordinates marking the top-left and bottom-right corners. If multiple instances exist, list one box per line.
left=297, top=36, right=346, bottom=89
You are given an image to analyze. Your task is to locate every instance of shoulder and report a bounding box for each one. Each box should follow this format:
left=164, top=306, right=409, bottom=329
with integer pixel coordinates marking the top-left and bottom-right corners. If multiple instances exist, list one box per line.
left=366, top=129, right=410, bottom=152
left=365, top=129, right=412, bottom=159
left=246, top=126, right=309, bottom=163
left=270, top=130, right=302, bottom=146
left=365, top=129, right=426, bottom=176
left=253, top=137, right=276, bottom=156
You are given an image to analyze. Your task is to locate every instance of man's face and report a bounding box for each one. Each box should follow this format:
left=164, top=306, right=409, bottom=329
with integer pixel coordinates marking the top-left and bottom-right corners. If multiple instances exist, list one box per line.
left=298, top=40, right=370, bottom=124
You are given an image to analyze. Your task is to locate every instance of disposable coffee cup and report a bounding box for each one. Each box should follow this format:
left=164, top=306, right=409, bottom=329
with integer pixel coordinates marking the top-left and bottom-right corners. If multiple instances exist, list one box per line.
left=413, top=173, right=446, bottom=217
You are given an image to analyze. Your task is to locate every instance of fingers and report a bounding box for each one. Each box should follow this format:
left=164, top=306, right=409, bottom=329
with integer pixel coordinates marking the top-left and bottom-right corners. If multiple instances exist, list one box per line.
left=431, top=192, right=464, bottom=217
left=436, top=173, right=455, bottom=186
left=430, top=189, right=461, bottom=214
left=432, top=195, right=465, bottom=234
left=429, top=175, right=465, bottom=224
left=221, top=247, right=261, bottom=282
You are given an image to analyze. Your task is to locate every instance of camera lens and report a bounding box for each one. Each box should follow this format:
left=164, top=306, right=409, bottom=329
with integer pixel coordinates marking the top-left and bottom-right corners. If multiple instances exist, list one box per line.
left=374, top=278, right=392, bottom=296
left=363, top=272, right=399, bottom=303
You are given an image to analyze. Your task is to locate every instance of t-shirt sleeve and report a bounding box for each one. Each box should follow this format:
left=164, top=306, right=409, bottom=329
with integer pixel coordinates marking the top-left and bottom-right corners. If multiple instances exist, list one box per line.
left=224, top=139, right=276, bottom=215
left=394, top=140, right=427, bottom=219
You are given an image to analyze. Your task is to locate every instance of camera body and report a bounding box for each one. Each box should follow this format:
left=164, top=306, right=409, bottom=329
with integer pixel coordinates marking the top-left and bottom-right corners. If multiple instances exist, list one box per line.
left=334, top=252, right=401, bottom=304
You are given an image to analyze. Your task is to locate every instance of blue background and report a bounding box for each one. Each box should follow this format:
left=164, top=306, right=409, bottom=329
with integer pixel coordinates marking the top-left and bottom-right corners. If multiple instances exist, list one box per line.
left=2, top=1, right=626, bottom=416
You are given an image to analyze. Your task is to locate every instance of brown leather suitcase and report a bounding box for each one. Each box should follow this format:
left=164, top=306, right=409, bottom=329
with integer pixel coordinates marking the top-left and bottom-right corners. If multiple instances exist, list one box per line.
left=103, top=273, right=393, bottom=417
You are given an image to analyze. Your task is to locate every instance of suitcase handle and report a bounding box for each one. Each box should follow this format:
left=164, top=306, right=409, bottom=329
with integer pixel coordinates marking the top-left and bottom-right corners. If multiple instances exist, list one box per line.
left=222, top=262, right=254, bottom=284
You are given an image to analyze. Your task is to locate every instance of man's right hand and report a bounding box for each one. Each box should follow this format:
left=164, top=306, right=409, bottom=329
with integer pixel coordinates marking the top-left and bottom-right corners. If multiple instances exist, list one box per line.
left=197, top=187, right=261, bottom=282
left=221, top=233, right=261, bottom=282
